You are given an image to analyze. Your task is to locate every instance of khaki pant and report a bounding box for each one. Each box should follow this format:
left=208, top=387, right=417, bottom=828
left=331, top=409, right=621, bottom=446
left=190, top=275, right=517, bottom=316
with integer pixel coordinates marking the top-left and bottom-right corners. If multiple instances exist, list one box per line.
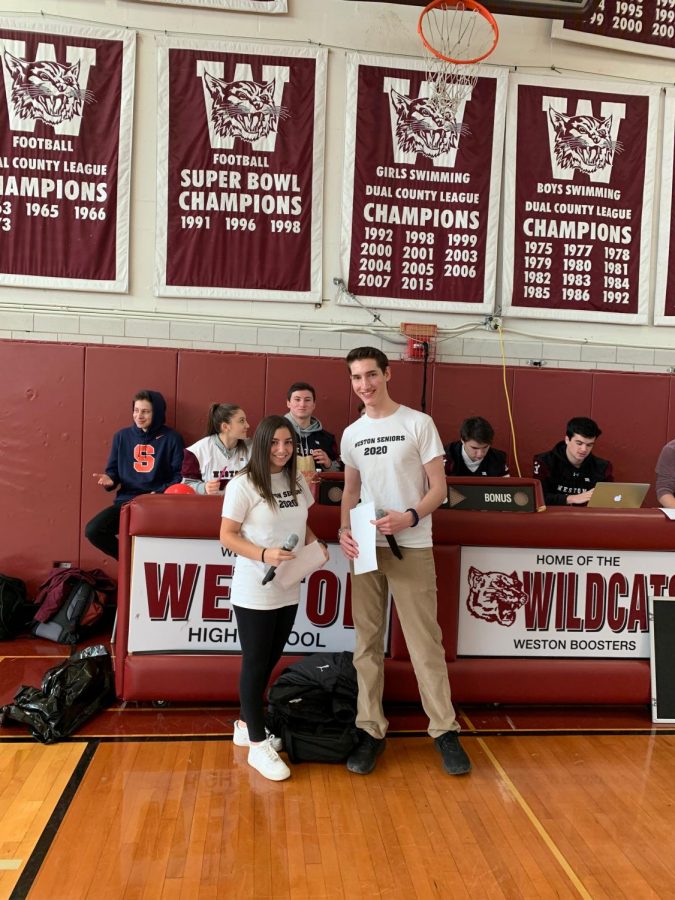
left=351, top=546, right=459, bottom=739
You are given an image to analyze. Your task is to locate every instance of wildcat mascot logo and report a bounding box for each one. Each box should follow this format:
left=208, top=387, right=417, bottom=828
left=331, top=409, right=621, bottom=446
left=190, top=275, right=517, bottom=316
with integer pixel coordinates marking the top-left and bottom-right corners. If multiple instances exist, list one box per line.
left=548, top=107, right=622, bottom=176
left=203, top=73, right=288, bottom=145
left=466, top=566, right=528, bottom=627
left=390, top=88, right=467, bottom=160
left=2, top=51, right=93, bottom=127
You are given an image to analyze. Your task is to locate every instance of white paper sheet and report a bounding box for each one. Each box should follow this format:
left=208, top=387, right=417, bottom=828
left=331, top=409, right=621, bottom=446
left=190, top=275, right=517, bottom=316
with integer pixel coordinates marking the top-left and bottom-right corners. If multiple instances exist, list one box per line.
left=659, top=508, right=675, bottom=520
left=350, top=501, right=377, bottom=575
left=274, top=540, right=328, bottom=589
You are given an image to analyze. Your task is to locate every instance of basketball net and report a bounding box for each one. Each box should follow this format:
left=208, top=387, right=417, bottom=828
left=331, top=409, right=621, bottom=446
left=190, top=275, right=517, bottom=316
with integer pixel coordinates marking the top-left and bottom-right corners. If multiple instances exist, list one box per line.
left=418, top=0, right=499, bottom=120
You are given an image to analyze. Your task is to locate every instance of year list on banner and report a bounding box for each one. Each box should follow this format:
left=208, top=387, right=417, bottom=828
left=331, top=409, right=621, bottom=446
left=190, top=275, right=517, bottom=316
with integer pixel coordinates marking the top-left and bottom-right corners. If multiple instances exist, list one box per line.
left=340, top=52, right=507, bottom=315
left=155, top=37, right=326, bottom=303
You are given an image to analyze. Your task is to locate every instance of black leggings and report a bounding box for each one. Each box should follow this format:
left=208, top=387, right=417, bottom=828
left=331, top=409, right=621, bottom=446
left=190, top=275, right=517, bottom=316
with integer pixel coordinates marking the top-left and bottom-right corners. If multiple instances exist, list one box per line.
left=232, top=603, right=297, bottom=742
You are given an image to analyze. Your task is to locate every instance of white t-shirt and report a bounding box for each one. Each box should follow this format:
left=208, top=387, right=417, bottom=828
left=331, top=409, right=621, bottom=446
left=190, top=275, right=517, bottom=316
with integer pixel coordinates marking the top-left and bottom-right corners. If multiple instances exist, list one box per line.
left=221, top=471, right=314, bottom=610
left=185, top=435, right=251, bottom=493
left=340, top=405, right=444, bottom=549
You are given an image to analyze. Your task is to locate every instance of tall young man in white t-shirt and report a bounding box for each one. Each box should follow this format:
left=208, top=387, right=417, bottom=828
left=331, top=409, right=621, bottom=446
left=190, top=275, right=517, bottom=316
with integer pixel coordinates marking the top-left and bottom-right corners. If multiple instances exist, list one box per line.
left=339, top=347, right=470, bottom=777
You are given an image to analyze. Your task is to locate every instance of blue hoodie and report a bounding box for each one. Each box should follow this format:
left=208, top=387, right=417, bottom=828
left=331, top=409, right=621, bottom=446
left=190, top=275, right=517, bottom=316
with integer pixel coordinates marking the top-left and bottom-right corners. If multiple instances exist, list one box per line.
left=105, top=390, right=184, bottom=504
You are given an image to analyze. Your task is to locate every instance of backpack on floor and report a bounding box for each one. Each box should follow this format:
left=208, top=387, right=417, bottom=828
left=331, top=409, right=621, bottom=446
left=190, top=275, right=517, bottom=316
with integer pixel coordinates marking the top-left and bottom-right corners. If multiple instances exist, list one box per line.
left=32, top=568, right=116, bottom=645
left=267, top=651, right=359, bottom=764
left=0, top=574, right=33, bottom=640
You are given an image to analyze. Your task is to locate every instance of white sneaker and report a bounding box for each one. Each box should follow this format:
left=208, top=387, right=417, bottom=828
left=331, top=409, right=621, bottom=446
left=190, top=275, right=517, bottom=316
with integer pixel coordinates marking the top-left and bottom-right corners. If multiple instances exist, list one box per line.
left=248, top=738, right=291, bottom=781
left=233, top=720, right=282, bottom=751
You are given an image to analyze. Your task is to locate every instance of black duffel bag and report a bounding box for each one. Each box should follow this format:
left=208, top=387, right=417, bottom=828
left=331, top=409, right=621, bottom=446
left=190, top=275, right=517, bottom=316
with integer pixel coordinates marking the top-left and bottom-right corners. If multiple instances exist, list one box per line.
left=267, top=651, right=359, bottom=763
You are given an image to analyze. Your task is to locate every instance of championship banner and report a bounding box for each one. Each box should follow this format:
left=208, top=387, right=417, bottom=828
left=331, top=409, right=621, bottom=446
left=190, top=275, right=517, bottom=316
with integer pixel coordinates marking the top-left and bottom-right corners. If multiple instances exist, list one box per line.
left=456, top=546, right=674, bottom=659
left=552, top=2, right=675, bottom=60
left=654, top=90, right=675, bottom=326
left=127, top=0, right=286, bottom=10
left=501, top=74, right=658, bottom=324
left=155, top=37, right=326, bottom=302
left=340, top=53, right=507, bottom=314
left=128, top=537, right=391, bottom=654
left=0, top=18, right=134, bottom=291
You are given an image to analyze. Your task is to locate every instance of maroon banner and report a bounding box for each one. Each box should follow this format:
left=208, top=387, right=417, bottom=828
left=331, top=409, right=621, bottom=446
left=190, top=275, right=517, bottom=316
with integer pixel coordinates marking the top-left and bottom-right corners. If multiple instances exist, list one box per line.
left=654, top=91, right=675, bottom=325
left=340, top=52, right=507, bottom=314
left=128, top=0, right=286, bottom=9
left=0, top=18, right=134, bottom=291
left=156, top=38, right=326, bottom=303
left=502, top=74, right=658, bottom=324
left=552, top=1, right=675, bottom=59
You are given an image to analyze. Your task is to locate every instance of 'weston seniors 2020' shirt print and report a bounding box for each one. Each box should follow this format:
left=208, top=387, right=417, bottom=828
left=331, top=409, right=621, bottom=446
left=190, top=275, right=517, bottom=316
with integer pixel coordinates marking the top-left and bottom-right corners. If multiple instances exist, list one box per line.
left=502, top=74, right=658, bottom=324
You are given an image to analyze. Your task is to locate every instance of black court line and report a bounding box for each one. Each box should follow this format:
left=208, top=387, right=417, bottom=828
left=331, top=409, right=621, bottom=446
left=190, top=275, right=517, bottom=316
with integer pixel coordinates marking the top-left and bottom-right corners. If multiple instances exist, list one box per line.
left=6, top=724, right=675, bottom=895
left=10, top=740, right=99, bottom=900
left=4, top=726, right=675, bottom=749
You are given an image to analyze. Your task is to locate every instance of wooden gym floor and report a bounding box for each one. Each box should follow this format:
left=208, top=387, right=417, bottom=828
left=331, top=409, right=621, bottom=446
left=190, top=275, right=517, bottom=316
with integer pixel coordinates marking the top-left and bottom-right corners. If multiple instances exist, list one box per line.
left=2, top=639, right=675, bottom=899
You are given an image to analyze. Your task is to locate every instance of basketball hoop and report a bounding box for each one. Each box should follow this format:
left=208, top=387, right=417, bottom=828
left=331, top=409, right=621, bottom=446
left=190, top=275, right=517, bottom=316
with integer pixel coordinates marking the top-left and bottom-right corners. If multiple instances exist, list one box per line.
left=418, top=0, right=499, bottom=120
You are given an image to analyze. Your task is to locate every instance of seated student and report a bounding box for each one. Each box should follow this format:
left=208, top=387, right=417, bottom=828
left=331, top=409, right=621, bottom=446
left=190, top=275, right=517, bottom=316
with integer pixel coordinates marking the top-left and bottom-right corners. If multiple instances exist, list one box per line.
left=533, top=416, right=613, bottom=506
left=655, top=439, right=675, bottom=508
left=182, top=403, right=251, bottom=494
left=285, top=381, right=341, bottom=475
left=444, top=416, right=509, bottom=477
left=85, top=390, right=184, bottom=560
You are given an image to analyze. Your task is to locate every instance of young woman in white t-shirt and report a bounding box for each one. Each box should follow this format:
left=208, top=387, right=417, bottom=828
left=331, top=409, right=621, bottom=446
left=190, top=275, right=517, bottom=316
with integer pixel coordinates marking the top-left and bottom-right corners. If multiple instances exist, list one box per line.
left=182, top=403, right=251, bottom=494
left=220, top=415, right=328, bottom=781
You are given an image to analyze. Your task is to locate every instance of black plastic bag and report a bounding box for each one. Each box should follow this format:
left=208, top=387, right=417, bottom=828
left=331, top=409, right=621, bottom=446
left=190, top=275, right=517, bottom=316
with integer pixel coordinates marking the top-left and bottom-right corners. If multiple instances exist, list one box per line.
left=0, top=644, right=115, bottom=743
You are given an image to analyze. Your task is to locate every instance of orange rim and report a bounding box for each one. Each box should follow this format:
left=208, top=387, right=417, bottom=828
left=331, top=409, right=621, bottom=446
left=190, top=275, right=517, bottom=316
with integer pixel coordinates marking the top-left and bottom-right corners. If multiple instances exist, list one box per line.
left=418, top=0, right=500, bottom=65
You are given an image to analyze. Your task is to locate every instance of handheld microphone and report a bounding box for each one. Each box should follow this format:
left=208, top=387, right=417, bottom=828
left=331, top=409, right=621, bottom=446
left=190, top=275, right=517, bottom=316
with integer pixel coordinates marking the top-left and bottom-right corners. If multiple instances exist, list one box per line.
left=375, top=508, right=403, bottom=560
left=262, top=533, right=299, bottom=585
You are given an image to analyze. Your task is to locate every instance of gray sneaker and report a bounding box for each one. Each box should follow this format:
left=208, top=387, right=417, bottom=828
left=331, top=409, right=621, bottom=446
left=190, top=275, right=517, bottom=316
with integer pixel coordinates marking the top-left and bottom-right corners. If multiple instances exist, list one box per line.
left=435, top=732, right=471, bottom=775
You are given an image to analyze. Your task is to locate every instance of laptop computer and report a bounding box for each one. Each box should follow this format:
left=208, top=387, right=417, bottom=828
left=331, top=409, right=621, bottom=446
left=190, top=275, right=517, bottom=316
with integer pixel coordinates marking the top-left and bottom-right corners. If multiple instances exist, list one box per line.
left=587, top=482, right=649, bottom=509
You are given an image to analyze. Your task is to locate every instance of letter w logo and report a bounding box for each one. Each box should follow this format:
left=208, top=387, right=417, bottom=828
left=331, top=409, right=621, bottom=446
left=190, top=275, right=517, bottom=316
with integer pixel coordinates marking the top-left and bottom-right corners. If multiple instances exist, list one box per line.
left=383, top=76, right=469, bottom=168
left=144, top=562, right=200, bottom=620
left=1, top=40, right=96, bottom=136
left=542, top=95, right=626, bottom=184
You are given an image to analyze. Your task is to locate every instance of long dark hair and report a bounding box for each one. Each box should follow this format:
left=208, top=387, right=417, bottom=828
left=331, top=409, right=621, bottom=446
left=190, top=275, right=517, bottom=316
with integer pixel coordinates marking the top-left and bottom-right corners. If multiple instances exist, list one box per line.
left=243, top=415, right=298, bottom=507
left=205, top=403, right=247, bottom=453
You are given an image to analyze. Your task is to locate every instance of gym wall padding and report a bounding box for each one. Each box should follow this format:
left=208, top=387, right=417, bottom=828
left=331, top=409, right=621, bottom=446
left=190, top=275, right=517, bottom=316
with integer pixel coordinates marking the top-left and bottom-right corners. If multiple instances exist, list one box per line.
left=510, top=367, right=593, bottom=482
left=2, top=336, right=675, bottom=593
left=177, top=350, right=267, bottom=446
left=431, top=363, right=515, bottom=456
left=591, top=371, right=669, bottom=507
left=0, top=341, right=85, bottom=582
left=266, top=355, right=351, bottom=435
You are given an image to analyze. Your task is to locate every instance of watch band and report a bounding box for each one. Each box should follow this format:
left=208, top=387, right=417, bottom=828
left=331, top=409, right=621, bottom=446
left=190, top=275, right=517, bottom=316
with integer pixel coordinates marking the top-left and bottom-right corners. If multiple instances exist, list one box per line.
left=406, top=507, right=420, bottom=527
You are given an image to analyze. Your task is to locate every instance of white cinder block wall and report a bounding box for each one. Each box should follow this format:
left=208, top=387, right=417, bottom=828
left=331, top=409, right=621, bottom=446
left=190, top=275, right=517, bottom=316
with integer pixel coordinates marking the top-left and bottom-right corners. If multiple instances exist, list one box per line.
left=0, top=0, right=673, bottom=373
